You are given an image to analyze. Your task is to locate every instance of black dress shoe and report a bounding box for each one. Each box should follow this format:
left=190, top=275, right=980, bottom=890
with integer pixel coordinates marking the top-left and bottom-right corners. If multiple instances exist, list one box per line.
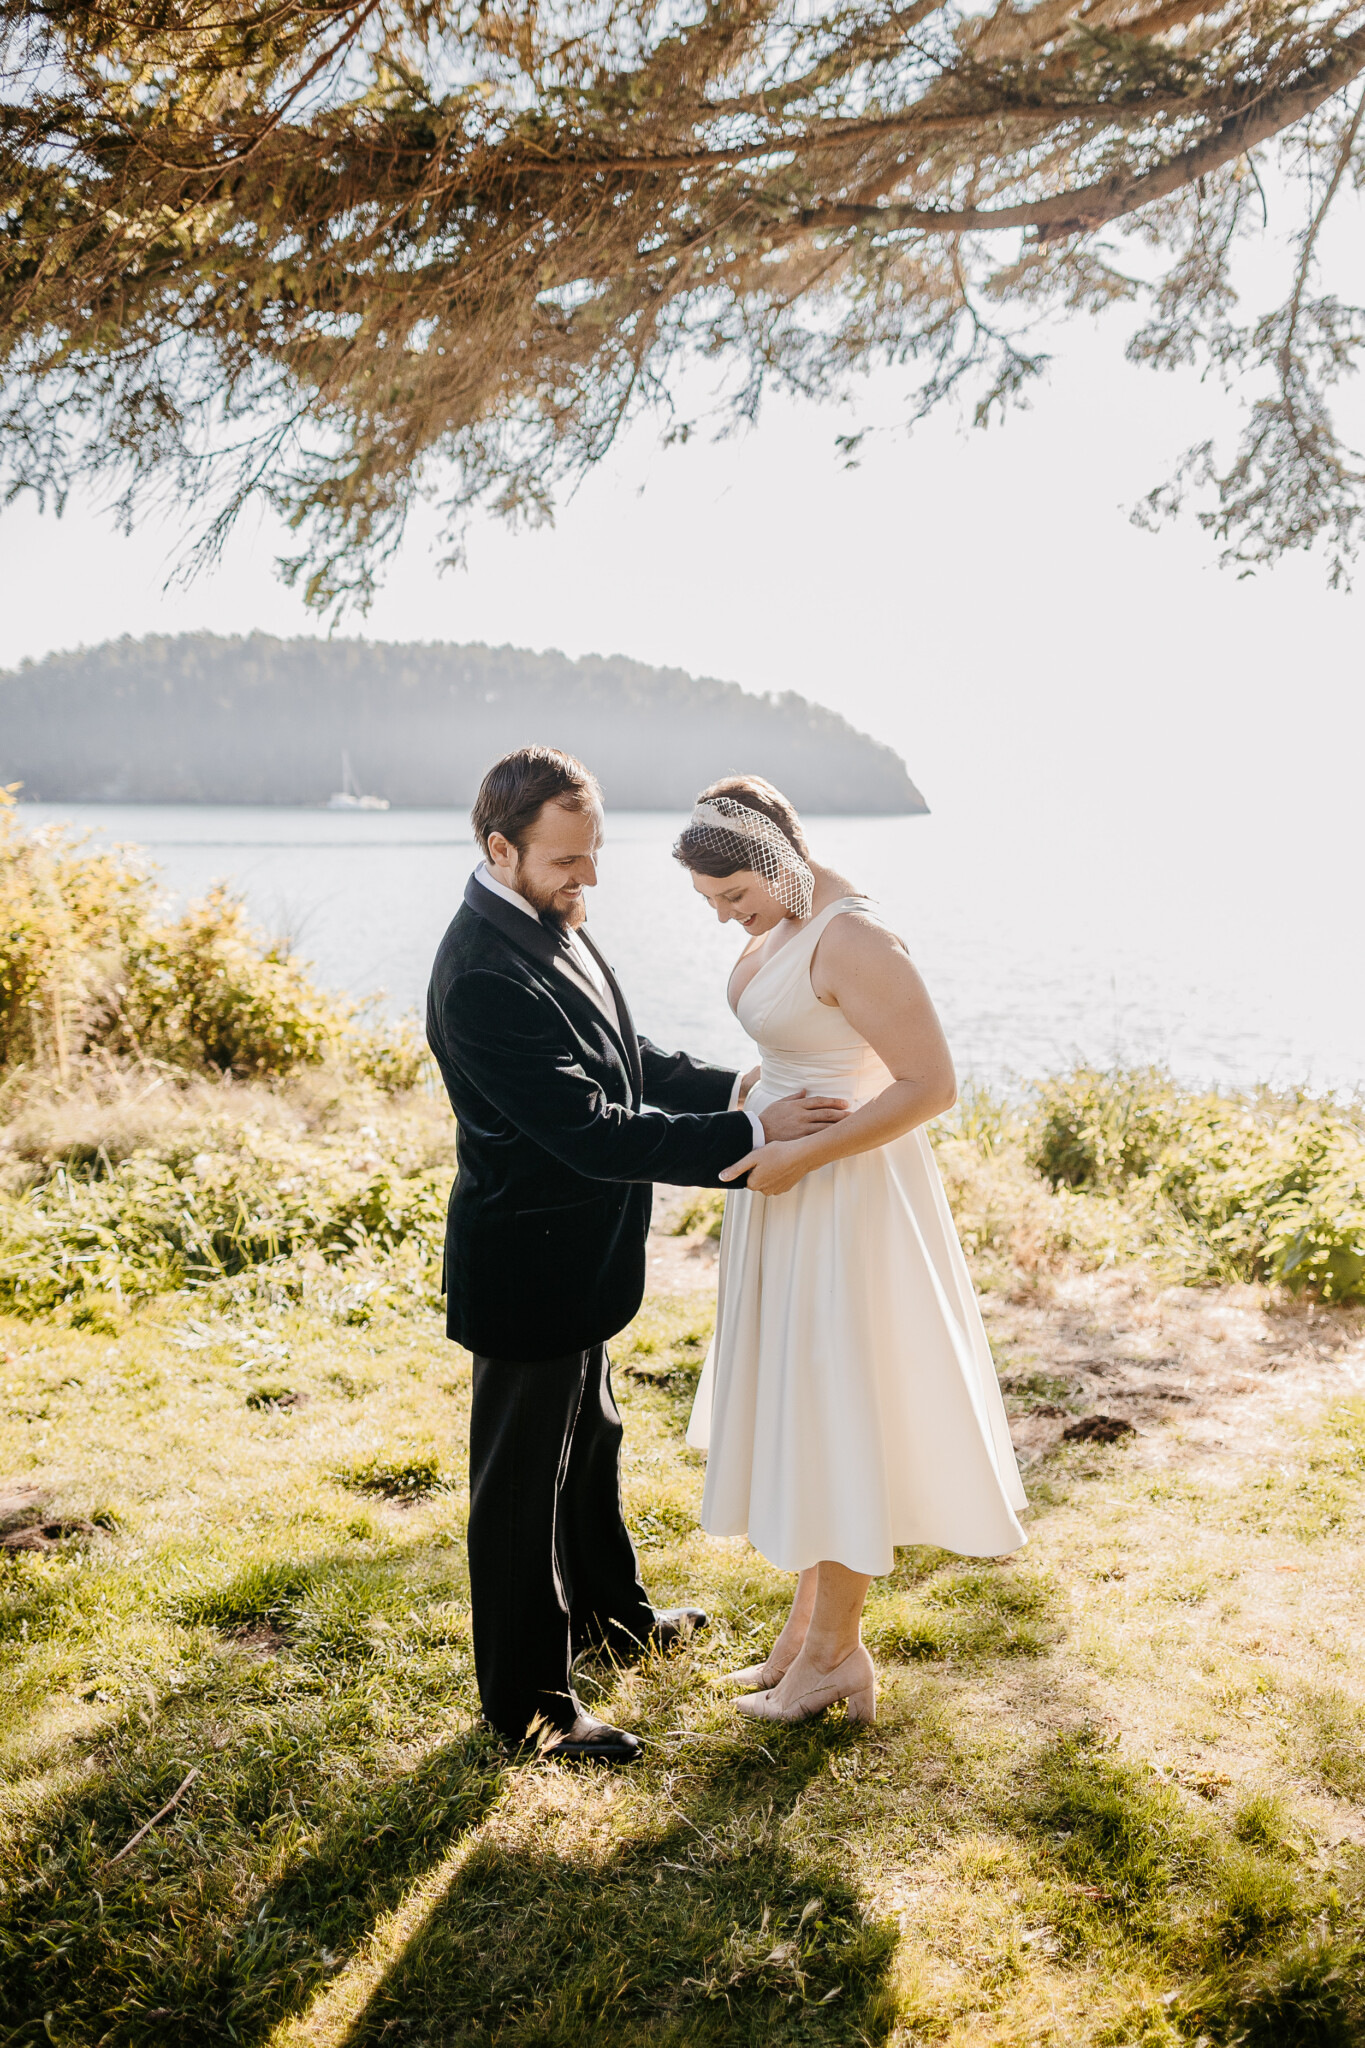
left=651, top=1605, right=709, bottom=1651
left=540, top=1720, right=642, bottom=1765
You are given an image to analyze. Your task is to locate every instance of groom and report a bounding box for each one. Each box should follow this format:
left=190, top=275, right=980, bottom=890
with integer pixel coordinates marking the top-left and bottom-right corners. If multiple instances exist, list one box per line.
left=426, top=745, right=847, bottom=1762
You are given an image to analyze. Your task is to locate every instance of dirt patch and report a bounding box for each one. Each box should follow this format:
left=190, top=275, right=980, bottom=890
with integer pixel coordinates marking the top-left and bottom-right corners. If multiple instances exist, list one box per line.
left=2, top=1517, right=98, bottom=1553
left=1062, top=1414, right=1137, bottom=1444
left=646, top=1187, right=721, bottom=1296
left=0, top=1485, right=46, bottom=1533
left=223, top=1623, right=288, bottom=1657
left=984, top=1268, right=1365, bottom=1474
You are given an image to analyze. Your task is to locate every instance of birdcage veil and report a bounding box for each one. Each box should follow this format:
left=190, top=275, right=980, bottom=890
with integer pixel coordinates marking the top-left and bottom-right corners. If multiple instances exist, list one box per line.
left=681, top=794, right=815, bottom=920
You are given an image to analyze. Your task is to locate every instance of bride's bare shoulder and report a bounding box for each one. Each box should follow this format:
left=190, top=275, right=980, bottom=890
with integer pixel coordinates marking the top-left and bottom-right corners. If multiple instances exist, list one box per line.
left=811, top=902, right=913, bottom=993
left=819, top=905, right=908, bottom=958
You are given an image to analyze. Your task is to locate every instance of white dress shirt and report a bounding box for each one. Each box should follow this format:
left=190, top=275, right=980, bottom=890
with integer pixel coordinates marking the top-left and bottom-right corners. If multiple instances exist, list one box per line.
left=472, top=863, right=764, bottom=1148
left=473, top=861, right=618, bottom=1021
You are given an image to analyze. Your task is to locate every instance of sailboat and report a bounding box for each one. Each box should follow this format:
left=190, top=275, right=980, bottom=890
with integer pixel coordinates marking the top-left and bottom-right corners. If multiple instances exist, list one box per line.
left=326, top=752, right=389, bottom=811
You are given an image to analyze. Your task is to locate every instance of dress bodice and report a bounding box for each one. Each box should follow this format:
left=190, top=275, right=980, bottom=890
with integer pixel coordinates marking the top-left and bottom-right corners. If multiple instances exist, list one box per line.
left=733, top=896, right=892, bottom=1107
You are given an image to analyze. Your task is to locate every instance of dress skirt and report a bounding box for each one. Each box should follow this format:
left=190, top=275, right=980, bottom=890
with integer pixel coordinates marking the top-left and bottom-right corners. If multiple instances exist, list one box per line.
left=687, top=1122, right=1028, bottom=1576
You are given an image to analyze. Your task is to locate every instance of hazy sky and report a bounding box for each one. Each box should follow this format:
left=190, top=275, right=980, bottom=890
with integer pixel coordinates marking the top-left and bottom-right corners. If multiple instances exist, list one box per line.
left=2, top=298, right=1360, bottom=862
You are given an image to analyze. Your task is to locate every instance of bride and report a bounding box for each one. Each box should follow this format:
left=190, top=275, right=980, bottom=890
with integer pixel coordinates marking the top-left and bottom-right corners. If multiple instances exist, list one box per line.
left=676, top=776, right=1027, bottom=1726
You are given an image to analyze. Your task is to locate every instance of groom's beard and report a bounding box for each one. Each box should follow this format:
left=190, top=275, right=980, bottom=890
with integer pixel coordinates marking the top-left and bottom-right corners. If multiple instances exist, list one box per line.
left=512, top=869, right=588, bottom=932
left=551, top=897, right=588, bottom=932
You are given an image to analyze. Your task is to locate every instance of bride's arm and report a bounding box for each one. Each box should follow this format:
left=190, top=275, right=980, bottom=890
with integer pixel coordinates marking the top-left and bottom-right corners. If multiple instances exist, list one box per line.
left=719, top=915, right=955, bottom=1196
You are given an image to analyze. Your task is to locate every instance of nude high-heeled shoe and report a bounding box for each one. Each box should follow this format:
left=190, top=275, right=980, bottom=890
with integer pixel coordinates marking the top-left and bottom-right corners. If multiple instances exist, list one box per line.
left=734, top=1645, right=877, bottom=1725
left=717, top=1657, right=788, bottom=1693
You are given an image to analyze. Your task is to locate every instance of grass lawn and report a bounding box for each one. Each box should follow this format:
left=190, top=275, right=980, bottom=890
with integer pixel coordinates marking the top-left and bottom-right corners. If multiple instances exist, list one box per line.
left=4, top=1264, right=1365, bottom=2047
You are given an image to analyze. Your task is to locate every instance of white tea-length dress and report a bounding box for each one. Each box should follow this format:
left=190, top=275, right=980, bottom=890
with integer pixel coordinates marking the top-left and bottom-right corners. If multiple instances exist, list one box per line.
left=687, top=896, right=1027, bottom=1575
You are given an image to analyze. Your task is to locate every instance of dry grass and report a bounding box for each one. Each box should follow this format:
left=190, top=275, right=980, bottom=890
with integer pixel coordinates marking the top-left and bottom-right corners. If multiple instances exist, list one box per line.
left=0, top=1060, right=455, bottom=1191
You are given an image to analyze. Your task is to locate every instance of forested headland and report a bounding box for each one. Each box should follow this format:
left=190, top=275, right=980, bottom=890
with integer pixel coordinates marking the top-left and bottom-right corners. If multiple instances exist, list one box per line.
left=0, top=634, right=926, bottom=812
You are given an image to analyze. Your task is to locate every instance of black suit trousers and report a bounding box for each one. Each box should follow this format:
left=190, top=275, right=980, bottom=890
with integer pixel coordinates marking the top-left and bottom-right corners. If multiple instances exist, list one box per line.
left=467, top=1345, right=656, bottom=1740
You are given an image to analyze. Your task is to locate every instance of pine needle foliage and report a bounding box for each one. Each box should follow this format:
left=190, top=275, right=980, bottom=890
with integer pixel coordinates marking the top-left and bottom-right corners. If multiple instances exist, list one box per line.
left=5, top=0, right=1365, bottom=606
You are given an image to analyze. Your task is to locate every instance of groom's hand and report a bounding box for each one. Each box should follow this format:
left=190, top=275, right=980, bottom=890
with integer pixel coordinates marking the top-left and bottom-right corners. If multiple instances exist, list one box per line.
left=757, top=1089, right=851, bottom=1143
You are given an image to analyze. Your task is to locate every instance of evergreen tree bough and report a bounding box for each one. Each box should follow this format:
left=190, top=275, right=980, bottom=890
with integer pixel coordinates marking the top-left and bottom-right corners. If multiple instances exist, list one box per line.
left=4, top=0, right=1365, bottom=604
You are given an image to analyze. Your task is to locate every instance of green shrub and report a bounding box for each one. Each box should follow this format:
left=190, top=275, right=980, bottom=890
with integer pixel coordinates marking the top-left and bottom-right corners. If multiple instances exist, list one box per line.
left=0, top=794, right=425, bottom=1088
left=671, top=1190, right=725, bottom=1239
left=7, top=795, right=1363, bottom=1313
left=0, top=792, right=148, bottom=1075
left=1146, top=1095, right=1365, bottom=1296
left=347, top=1018, right=434, bottom=1093
left=119, top=886, right=348, bottom=1076
left=1261, top=1130, right=1365, bottom=1299
left=1022, top=1069, right=1365, bottom=1301
left=944, top=1080, right=1023, bottom=1157
left=1027, top=1067, right=1177, bottom=1193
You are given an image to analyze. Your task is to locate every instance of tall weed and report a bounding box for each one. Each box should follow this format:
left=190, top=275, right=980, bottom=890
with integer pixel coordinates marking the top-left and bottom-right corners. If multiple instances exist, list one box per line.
left=0, top=793, right=148, bottom=1076
left=0, top=1131, right=447, bottom=1315
left=1028, top=1066, right=1174, bottom=1193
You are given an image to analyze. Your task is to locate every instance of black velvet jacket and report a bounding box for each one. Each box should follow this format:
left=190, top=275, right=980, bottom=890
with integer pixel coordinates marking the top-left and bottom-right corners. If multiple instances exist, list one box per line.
left=426, top=875, right=754, bottom=1360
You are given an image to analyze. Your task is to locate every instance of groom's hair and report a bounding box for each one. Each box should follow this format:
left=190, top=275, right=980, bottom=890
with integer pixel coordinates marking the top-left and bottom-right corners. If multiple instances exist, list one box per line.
left=471, top=746, right=602, bottom=854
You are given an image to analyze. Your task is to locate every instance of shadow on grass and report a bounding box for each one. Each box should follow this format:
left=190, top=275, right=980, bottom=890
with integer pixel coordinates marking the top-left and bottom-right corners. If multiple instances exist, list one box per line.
left=0, top=1540, right=492, bottom=2048
left=340, top=1728, right=899, bottom=2048
left=0, top=1721, right=506, bottom=2048
left=0, top=1531, right=894, bottom=2048
left=2, top=1705, right=897, bottom=2048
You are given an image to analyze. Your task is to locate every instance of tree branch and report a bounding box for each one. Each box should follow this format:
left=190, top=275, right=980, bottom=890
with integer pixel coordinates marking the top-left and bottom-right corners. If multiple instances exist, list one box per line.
left=793, top=34, right=1365, bottom=239
left=502, top=93, right=1236, bottom=180
left=1285, top=81, right=1365, bottom=340
left=103, top=1768, right=200, bottom=1870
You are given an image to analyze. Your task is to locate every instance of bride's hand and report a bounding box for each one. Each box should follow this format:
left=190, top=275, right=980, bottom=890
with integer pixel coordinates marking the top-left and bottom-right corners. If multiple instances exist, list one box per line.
left=719, top=1139, right=813, bottom=1196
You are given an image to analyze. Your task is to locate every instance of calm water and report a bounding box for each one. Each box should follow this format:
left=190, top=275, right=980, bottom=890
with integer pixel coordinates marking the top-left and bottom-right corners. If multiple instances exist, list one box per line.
left=21, top=803, right=1365, bottom=1093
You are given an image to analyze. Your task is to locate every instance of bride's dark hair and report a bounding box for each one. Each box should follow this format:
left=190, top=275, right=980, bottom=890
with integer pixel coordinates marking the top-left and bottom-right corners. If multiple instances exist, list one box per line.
left=673, top=775, right=810, bottom=878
